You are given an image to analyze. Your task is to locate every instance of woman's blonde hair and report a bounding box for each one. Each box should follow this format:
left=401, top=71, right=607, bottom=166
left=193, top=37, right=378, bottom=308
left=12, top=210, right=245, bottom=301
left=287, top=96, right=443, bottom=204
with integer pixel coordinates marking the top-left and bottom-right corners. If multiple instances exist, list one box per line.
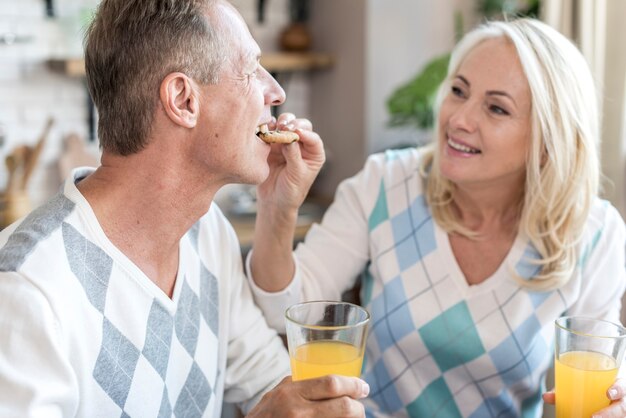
left=422, top=18, right=600, bottom=290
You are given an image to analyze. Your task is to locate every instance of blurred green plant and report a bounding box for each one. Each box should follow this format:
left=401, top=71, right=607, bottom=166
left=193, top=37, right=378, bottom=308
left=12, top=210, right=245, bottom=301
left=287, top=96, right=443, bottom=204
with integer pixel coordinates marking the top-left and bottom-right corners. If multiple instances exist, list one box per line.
left=386, top=0, right=540, bottom=131
left=386, top=53, right=451, bottom=130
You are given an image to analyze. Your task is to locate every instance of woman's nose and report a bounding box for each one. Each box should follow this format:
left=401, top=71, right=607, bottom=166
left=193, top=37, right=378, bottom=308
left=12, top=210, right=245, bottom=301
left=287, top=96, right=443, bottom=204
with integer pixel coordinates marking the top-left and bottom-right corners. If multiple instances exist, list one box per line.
left=449, top=100, right=478, bottom=132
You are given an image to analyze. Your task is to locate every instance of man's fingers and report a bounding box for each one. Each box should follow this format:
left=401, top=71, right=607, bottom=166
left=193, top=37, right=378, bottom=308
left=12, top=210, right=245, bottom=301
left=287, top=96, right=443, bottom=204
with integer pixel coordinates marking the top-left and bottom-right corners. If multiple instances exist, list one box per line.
left=307, top=396, right=366, bottom=418
left=297, top=375, right=369, bottom=401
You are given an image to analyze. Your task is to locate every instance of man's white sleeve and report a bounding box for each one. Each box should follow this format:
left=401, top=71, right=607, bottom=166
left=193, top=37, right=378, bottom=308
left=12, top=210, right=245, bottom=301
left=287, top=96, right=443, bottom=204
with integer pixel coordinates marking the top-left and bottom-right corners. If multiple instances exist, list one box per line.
left=0, top=272, right=77, bottom=417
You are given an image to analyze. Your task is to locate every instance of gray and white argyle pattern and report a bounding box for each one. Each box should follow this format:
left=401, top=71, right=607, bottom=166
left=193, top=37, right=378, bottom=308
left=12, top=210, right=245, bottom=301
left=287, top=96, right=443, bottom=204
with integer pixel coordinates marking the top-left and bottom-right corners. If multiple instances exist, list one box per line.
left=0, top=193, right=221, bottom=417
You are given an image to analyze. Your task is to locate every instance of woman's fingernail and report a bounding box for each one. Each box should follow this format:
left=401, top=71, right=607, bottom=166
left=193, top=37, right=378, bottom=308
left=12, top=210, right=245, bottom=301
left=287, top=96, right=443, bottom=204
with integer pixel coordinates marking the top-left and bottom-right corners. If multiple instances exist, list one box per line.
left=361, top=382, right=370, bottom=397
left=608, top=387, right=619, bottom=400
left=286, top=124, right=295, bottom=131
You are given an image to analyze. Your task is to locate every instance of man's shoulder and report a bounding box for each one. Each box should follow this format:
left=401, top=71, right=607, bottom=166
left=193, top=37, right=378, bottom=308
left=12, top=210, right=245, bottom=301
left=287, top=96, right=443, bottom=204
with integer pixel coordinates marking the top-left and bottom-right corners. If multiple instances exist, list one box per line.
left=0, top=193, right=78, bottom=272
left=184, top=202, right=240, bottom=256
left=362, top=146, right=427, bottom=183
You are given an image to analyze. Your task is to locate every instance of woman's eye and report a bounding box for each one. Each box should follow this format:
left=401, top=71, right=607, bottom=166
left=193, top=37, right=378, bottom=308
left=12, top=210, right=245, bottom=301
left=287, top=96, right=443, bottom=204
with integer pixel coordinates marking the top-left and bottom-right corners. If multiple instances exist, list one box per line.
left=489, top=105, right=510, bottom=116
left=451, top=86, right=465, bottom=98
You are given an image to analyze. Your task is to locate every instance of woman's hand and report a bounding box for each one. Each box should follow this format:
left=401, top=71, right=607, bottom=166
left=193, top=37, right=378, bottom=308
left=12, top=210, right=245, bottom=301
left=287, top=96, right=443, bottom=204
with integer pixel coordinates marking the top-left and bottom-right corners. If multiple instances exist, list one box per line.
left=258, top=112, right=325, bottom=214
left=543, top=379, right=626, bottom=417
left=250, top=112, right=325, bottom=293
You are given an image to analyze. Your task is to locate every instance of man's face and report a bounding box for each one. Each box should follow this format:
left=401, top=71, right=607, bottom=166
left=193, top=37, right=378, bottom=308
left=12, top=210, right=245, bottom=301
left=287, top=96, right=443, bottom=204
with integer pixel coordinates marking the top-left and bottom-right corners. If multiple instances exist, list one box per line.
left=192, top=1, right=285, bottom=186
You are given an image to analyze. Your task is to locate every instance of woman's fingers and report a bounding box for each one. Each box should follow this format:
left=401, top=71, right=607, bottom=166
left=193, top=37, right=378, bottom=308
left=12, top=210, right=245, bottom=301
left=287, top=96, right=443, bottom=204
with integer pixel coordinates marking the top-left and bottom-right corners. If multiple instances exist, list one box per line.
left=542, top=390, right=555, bottom=405
left=592, top=399, right=626, bottom=418
left=275, top=112, right=296, bottom=129
left=607, top=378, right=626, bottom=401
left=545, top=379, right=626, bottom=417
left=275, top=112, right=313, bottom=132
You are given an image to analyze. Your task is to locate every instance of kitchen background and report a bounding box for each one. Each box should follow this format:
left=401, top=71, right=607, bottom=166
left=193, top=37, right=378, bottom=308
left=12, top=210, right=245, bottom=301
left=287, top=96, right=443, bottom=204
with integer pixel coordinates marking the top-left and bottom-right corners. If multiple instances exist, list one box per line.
left=0, top=0, right=625, bottom=213
left=0, top=0, right=626, bottom=213
left=0, top=1, right=625, bottom=416
left=0, top=0, right=480, bottom=210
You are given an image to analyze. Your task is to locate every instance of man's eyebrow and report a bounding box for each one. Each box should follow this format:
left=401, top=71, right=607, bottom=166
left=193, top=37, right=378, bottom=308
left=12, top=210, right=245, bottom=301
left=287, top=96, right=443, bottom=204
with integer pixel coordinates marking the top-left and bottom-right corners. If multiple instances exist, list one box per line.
left=243, top=51, right=261, bottom=64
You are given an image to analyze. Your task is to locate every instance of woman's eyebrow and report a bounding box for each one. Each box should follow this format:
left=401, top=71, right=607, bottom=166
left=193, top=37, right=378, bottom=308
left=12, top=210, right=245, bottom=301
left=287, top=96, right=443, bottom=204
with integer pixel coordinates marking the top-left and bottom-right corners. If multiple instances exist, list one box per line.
left=486, top=90, right=516, bottom=105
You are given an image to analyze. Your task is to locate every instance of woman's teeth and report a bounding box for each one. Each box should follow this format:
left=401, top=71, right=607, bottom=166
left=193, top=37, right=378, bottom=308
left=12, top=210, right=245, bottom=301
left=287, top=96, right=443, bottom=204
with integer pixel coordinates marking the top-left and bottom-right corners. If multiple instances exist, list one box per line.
left=448, top=138, right=480, bottom=154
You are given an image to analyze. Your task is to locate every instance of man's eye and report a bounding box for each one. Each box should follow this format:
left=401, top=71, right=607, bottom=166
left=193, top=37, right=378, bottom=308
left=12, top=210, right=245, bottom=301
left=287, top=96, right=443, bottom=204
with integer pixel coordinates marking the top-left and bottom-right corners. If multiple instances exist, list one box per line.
left=246, top=69, right=259, bottom=82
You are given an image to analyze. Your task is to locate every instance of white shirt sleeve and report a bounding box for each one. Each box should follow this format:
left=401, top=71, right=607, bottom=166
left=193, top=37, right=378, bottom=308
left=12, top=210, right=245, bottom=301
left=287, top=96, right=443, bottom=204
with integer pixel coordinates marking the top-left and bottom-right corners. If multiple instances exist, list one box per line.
left=245, top=250, right=301, bottom=333
left=248, top=154, right=387, bottom=332
left=0, top=272, right=77, bottom=418
left=566, top=204, right=626, bottom=323
left=222, top=225, right=290, bottom=414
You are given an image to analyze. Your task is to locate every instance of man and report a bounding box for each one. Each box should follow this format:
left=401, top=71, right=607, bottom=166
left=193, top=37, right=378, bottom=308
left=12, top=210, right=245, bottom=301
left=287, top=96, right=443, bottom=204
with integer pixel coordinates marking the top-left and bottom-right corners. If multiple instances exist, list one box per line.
left=0, top=0, right=367, bottom=416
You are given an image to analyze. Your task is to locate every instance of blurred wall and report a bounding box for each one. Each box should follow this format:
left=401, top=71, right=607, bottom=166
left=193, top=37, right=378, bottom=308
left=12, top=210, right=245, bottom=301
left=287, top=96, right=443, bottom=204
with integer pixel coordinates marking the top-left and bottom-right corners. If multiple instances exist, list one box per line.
left=366, top=0, right=475, bottom=154
left=308, top=0, right=367, bottom=198
left=600, top=0, right=626, bottom=217
left=309, top=0, right=475, bottom=198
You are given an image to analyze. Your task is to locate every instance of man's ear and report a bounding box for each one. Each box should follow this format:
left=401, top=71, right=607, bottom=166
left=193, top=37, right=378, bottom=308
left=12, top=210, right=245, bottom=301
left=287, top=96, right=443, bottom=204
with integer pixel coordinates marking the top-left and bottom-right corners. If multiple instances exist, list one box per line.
left=159, top=72, right=199, bottom=128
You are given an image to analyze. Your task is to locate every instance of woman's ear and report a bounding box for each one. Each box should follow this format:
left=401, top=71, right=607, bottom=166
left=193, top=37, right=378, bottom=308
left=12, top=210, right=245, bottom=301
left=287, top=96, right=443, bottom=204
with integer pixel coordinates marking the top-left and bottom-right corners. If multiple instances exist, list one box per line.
left=159, top=72, right=199, bottom=128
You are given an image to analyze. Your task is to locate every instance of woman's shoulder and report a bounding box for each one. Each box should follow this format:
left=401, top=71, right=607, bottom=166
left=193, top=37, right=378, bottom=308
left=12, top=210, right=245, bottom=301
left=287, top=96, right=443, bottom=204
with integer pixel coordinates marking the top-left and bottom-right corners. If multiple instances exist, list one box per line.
left=362, top=146, right=430, bottom=182
left=587, top=199, right=624, bottom=228
left=583, top=198, right=626, bottom=245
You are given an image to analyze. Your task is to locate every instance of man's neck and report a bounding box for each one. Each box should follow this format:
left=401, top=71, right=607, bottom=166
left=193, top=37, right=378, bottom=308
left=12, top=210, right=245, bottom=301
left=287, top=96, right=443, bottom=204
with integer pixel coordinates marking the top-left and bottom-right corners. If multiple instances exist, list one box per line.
left=76, top=150, right=219, bottom=297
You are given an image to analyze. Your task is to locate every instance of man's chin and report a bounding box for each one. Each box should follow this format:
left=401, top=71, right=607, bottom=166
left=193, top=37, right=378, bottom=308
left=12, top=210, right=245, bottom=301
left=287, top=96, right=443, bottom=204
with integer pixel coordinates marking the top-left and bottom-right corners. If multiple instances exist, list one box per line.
left=241, top=166, right=271, bottom=186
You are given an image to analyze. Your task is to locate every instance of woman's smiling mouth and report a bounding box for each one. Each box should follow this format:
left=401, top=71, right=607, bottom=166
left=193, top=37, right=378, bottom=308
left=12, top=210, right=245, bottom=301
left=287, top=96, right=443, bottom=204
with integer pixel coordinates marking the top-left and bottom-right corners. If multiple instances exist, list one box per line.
left=447, top=137, right=481, bottom=154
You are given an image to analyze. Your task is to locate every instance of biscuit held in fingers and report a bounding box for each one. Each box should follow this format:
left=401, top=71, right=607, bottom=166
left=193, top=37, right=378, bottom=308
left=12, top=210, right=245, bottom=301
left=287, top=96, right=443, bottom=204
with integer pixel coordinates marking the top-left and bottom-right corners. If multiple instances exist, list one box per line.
left=257, top=124, right=300, bottom=144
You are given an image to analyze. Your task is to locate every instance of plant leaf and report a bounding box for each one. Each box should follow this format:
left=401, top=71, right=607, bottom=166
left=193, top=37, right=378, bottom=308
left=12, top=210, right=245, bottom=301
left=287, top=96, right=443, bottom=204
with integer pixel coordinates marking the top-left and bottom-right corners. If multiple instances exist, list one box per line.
left=386, top=53, right=450, bottom=130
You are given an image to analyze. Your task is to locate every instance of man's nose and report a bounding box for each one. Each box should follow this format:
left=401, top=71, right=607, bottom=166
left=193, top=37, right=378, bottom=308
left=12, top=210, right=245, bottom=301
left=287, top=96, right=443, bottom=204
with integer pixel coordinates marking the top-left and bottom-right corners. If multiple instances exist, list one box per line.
left=264, top=69, right=286, bottom=106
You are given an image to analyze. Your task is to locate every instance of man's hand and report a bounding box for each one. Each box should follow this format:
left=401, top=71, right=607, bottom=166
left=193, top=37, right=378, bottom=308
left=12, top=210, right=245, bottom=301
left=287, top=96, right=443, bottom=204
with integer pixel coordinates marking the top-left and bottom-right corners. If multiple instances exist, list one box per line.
left=543, top=378, right=626, bottom=417
left=247, top=375, right=369, bottom=418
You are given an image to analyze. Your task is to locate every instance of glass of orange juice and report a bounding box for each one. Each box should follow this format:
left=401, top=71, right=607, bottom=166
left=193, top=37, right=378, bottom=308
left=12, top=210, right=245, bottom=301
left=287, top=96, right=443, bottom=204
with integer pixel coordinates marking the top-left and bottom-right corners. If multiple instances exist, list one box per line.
left=285, top=301, right=370, bottom=381
left=555, top=316, right=626, bottom=418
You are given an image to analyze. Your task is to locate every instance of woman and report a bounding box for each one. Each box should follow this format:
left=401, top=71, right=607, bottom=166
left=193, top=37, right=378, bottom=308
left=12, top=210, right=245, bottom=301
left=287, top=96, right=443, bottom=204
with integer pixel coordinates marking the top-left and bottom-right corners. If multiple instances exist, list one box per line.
left=249, top=18, right=626, bottom=417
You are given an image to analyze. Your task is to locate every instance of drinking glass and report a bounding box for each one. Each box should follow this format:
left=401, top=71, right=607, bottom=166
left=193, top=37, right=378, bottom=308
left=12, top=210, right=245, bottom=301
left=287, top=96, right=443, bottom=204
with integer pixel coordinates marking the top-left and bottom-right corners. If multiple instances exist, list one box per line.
left=555, top=316, right=626, bottom=418
left=285, top=301, right=370, bottom=381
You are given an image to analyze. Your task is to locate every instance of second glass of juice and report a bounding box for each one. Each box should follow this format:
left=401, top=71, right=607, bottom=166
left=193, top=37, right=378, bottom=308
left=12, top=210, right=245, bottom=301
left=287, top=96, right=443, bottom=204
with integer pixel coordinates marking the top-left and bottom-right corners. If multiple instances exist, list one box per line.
left=555, top=316, right=626, bottom=418
left=285, top=301, right=370, bottom=381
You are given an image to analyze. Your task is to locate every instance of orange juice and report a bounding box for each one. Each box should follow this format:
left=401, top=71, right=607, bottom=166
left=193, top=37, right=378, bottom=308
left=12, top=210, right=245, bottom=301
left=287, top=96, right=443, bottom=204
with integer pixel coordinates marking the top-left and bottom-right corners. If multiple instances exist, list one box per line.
left=555, top=350, right=618, bottom=418
left=290, top=340, right=363, bottom=381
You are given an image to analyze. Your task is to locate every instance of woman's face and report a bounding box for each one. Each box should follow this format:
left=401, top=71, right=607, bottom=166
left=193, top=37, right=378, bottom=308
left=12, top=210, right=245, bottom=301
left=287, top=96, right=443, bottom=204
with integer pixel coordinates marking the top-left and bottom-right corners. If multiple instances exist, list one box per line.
left=437, top=37, right=532, bottom=192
